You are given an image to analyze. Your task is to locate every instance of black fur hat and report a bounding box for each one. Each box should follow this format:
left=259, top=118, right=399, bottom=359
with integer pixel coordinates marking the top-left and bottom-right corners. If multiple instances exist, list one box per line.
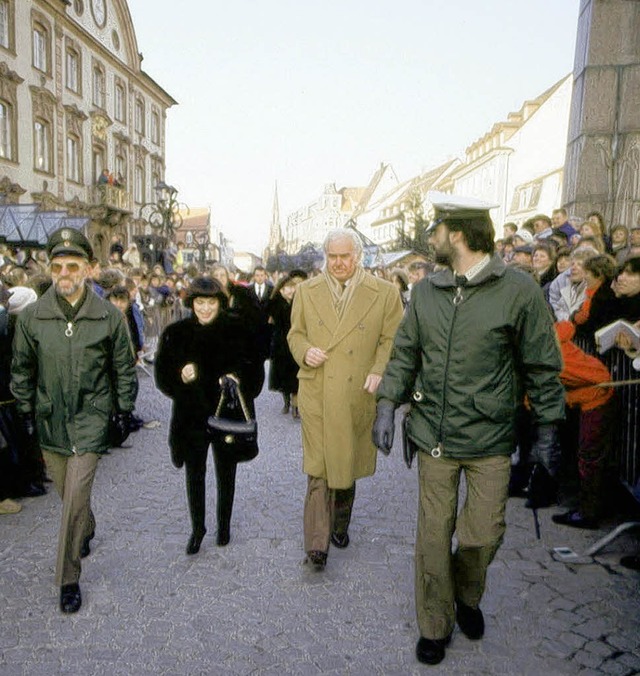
left=184, top=276, right=228, bottom=310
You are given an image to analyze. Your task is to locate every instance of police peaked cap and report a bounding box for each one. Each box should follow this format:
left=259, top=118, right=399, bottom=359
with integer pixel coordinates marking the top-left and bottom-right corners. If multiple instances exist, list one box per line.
left=47, top=227, right=94, bottom=260
left=425, top=191, right=498, bottom=234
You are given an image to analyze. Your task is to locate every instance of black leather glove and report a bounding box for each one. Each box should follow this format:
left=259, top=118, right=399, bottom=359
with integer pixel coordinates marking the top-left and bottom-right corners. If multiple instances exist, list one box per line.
left=110, top=412, right=132, bottom=447
left=530, top=424, right=561, bottom=478
left=220, top=374, right=240, bottom=407
left=19, top=411, right=37, bottom=440
left=372, top=399, right=396, bottom=455
left=526, top=463, right=557, bottom=510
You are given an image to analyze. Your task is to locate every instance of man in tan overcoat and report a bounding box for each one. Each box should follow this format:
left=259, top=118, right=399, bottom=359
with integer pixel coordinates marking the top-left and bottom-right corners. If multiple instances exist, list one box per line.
left=287, top=228, right=403, bottom=570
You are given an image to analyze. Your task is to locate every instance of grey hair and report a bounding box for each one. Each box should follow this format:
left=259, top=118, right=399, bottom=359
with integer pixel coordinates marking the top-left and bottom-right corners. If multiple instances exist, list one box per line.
left=322, top=228, right=363, bottom=261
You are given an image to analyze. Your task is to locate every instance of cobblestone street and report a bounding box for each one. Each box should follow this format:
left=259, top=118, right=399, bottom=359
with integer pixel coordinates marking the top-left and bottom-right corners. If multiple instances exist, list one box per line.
left=1, top=371, right=639, bottom=675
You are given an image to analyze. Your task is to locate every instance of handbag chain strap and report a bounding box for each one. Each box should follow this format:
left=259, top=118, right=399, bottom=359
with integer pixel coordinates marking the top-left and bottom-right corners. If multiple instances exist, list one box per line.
left=215, top=378, right=252, bottom=421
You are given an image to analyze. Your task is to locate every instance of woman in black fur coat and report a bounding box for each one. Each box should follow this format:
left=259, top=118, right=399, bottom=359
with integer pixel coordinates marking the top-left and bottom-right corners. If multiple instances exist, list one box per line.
left=155, top=277, right=254, bottom=554
left=267, top=270, right=307, bottom=418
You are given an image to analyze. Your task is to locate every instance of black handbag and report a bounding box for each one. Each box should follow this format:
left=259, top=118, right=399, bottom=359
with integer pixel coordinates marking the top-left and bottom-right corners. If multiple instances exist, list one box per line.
left=207, top=379, right=259, bottom=463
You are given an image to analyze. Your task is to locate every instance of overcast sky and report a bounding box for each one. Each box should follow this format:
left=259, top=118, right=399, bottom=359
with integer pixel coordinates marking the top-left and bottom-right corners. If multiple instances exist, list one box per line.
left=127, top=0, right=579, bottom=254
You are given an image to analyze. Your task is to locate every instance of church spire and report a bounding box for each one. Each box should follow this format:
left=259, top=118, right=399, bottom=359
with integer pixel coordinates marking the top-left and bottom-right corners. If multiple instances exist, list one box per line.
left=268, top=181, right=283, bottom=253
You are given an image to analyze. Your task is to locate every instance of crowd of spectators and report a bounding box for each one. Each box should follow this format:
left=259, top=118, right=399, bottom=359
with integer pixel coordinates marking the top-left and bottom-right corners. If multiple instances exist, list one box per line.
left=495, top=209, right=640, bottom=537
left=2, top=208, right=640, bottom=553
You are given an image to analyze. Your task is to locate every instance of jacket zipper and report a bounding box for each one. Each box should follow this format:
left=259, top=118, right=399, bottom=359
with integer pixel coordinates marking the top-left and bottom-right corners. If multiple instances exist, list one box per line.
left=64, top=321, right=77, bottom=453
left=434, top=285, right=464, bottom=457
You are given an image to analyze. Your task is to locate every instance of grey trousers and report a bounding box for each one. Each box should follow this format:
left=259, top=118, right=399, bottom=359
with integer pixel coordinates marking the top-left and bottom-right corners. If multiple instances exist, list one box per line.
left=43, top=451, right=99, bottom=586
left=303, top=476, right=356, bottom=553
left=415, top=453, right=510, bottom=639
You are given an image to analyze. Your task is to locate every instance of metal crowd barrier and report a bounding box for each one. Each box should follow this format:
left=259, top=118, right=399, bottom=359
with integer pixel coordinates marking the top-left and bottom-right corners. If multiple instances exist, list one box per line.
left=573, top=335, right=639, bottom=499
left=571, top=335, right=640, bottom=556
left=138, top=301, right=186, bottom=376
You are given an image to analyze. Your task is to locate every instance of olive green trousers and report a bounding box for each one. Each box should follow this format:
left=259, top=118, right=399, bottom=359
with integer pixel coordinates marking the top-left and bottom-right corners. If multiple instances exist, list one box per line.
left=43, top=451, right=99, bottom=586
left=415, top=452, right=510, bottom=639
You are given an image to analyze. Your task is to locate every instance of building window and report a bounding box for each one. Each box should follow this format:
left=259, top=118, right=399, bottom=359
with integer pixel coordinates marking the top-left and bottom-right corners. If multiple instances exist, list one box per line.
left=66, top=135, right=81, bottom=182
left=0, top=0, right=13, bottom=51
left=32, top=23, right=48, bottom=73
left=92, top=147, right=104, bottom=184
left=92, top=64, right=105, bottom=109
left=151, top=110, right=159, bottom=145
left=66, top=48, right=80, bottom=93
left=134, top=98, right=145, bottom=135
left=114, top=80, right=125, bottom=121
left=134, top=164, right=144, bottom=203
left=115, top=153, right=126, bottom=186
left=0, top=100, right=12, bottom=160
left=34, top=119, right=51, bottom=173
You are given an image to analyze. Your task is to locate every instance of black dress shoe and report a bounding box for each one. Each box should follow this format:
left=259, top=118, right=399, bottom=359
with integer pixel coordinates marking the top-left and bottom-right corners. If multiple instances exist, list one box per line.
left=186, top=529, right=206, bottom=555
left=217, top=527, right=230, bottom=547
left=456, top=600, right=484, bottom=640
left=23, top=482, right=47, bottom=497
left=330, top=532, right=349, bottom=549
left=80, top=530, right=95, bottom=559
left=620, top=555, right=640, bottom=570
left=305, top=550, right=327, bottom=571
left=415, top=635, right=451, bottom=665
left=552, top=510, right=598, bottom=530
left=60, top=583, right=82, bottom=613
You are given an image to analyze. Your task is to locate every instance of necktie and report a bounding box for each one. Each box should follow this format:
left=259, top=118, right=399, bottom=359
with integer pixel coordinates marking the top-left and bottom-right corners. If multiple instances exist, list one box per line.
left=455, top=275, right=467, bottom=288
left=258, top=284, right=263, bottom=299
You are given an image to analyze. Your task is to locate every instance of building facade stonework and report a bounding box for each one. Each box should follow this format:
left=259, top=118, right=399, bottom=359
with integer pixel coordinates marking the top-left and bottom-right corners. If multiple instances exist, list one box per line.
left=0, top=0, right=176, bottom=261
left=563, top=0, right=640, bottom=230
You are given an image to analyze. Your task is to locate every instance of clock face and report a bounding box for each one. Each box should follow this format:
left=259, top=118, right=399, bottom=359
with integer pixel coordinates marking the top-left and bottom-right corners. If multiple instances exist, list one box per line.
left=91, top=0, right=106, bottom=27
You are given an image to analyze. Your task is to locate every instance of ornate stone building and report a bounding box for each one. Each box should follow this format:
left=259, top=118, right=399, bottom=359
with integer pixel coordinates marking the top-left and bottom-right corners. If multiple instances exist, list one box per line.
left=0, top=0, right=176, bottom=261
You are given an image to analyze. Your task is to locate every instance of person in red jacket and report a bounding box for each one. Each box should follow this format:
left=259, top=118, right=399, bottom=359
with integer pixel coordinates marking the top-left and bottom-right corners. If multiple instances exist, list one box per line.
left=552, top=321, right=615, bottom=529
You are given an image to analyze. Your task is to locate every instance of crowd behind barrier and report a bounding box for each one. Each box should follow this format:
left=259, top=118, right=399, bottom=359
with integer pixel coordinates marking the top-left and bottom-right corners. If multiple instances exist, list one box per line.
left=1, top=211, right=640, bottom=539
left=574, top=334, right=640, bottom=500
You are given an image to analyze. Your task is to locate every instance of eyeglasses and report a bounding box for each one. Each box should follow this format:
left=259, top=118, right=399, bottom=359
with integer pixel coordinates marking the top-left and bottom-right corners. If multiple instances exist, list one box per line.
left=51, top=262, right=82, bottom=274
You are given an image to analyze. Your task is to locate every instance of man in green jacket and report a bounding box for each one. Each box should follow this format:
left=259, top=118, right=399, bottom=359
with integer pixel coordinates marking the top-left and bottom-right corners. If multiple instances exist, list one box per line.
left=11, top=227, right=138, bottom=614
left=373, top=193, right=565, bottom=665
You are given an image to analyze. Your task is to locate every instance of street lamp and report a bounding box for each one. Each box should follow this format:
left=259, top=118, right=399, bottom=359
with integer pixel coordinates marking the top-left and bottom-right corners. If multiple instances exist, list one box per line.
left=196, top=230, right=211, bottom=272
left=139, top=181, right=187, bottom=243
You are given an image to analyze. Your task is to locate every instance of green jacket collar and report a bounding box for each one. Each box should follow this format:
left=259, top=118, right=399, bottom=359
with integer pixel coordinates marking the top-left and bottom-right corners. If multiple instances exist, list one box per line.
left=431, top=253, right=506, bottom=289
left=34, top=285, right=109, bottom=321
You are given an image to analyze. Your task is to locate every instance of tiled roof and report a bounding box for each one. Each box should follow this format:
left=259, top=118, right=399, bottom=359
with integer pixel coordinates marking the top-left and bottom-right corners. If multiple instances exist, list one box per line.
left=176, top=207, right=210, bottom=230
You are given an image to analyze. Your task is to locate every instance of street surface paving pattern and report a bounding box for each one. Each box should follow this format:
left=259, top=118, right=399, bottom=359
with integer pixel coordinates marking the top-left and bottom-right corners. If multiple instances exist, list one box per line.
left=1, top=372, right=639, bottom=676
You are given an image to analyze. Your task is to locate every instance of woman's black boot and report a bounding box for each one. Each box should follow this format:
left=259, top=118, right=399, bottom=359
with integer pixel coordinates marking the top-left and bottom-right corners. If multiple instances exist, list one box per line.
left=281, top=393, right=290, bottom=414
left=186, top=529, right=206, bottom=555
left=213, top=450, right=237, bottom=547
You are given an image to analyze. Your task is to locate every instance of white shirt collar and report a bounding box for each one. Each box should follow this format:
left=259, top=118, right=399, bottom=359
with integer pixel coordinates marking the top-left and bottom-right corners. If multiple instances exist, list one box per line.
left=455, top=254, right=491, bottom=282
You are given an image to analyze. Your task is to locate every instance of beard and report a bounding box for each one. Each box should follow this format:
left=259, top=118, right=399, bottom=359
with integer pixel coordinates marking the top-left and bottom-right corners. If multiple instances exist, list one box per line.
left=55, top=279, right=83, bottom=297
left=433, top=242, right=454, bottom=267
